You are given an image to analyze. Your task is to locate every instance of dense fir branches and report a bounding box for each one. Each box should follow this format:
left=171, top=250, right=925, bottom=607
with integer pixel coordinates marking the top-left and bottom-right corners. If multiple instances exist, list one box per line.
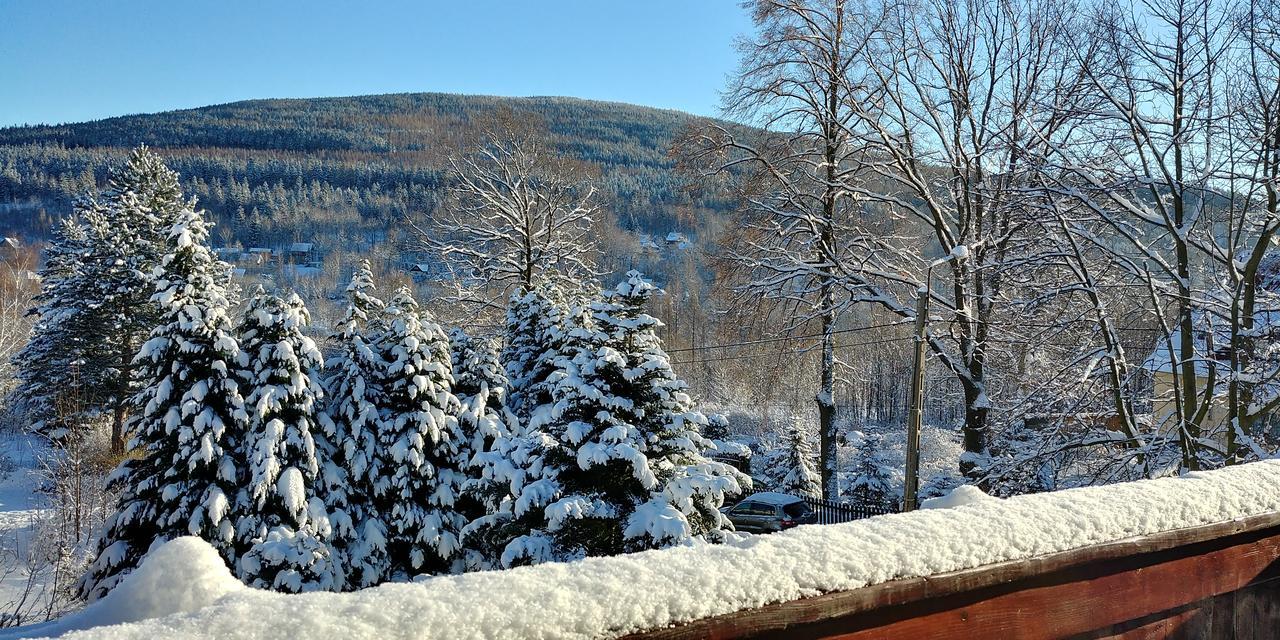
left=54, top=153, right=754, bottom=600
left=846, top=432, right=896, bottom=509
left=371, top=288, right=468, bottom=576
left=777, top=419, right=821, bottom=499
left=9, top=216, right=93, bottom=438
left=449, top=328, right=519, bottom=568
left=77, top=204, right=245, bottom=601
left=9, top=146, right=188, bottom=448
left=501, top=279, right=572, bottom=424
left=317, top=261, right=389, bottom=588
left=518, top=271, right=745, bottom=559
left=233, top=288, right=339, bottom=592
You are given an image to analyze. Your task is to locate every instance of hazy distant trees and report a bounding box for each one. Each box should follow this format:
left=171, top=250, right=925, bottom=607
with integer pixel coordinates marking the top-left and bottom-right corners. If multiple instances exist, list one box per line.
left=0, top=94, right=720, bottom=244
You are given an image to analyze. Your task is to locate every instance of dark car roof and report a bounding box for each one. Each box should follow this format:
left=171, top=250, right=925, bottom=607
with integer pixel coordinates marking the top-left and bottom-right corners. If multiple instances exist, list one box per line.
left=744, top=491, right=806, bottom=506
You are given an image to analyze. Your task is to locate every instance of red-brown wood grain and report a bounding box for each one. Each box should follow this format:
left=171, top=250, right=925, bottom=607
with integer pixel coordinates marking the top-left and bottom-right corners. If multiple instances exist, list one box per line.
left=624, top=513, right=1280, bottom=640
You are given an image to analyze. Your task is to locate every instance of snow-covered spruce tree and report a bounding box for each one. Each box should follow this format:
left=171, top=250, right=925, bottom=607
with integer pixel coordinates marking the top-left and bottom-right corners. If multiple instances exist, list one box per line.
left=449, top=328, right=519, bottom=569
left=233, top=288, right=339, bottom=592
left=371, top=288, right=468, bottom=576
left=317, top=261, right=389, bottom=588
left=701, top=413, right=753, bottom=484
left=8, top=216, right=95, bottom=439
left=467, top=280, right=584, bottom=569
left=82, top=148, right=184, bottom=448
left=534, top=271, right=746, bottom=559
left=10, top=147, right=188, bottom=449
left=77, top=206, right=245, bottom=601
left=846, top=431, right=896, bottom=509
left=777, top=418, right=821, bottom=498
left=501, top=278, right=571, bottom=425
left=465, top=427, right=562, bottom=568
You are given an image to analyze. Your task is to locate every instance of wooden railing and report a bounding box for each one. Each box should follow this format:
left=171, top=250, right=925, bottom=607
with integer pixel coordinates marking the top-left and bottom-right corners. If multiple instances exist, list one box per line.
left=627, top=512, right=1280, bottom=639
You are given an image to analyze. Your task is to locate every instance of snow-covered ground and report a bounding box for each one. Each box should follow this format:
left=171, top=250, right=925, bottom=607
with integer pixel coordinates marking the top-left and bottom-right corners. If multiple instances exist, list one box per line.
left=7, top=459, right=1280, bottom=640
left=0, top=432, right=50, bottom=621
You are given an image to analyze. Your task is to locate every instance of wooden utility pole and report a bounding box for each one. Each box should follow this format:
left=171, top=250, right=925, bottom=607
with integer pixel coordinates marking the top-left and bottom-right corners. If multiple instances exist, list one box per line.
left=904, top=284, right=930, bottom=511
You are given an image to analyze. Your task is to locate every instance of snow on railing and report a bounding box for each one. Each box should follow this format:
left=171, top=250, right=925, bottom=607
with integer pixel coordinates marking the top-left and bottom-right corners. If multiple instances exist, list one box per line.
left=8, top=460, right=1280, bottom=640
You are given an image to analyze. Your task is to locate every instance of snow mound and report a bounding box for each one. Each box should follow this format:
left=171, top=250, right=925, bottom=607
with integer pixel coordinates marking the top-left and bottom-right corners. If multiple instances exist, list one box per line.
left=10, top=461, right=1280, bottom=640
left=920, top=484, right=997, bottom=510
left=6, top=537, right=245, bottom=639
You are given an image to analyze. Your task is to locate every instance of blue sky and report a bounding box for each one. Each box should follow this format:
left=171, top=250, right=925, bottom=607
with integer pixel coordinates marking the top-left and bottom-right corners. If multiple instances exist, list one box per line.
left=0, top=1, right=753, bottom=127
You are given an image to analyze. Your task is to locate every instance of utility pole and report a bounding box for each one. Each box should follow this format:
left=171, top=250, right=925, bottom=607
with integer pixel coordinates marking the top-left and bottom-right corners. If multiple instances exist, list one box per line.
left=904, top=283, right=930, bottom=512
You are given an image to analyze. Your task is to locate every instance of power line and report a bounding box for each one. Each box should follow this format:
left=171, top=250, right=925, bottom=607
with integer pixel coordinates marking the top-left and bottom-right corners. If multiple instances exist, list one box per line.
left=663, top=318, right=1159, bottom=359
left=663, top=320, right=913, bottom=354
left=670, top=334, right=915, bottom=366
left=667, top=322, right=1163, bottom=367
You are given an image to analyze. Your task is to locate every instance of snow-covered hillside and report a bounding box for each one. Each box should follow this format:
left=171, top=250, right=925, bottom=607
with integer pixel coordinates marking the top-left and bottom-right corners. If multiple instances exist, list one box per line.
left=8, top=459, right=1280, bottom=640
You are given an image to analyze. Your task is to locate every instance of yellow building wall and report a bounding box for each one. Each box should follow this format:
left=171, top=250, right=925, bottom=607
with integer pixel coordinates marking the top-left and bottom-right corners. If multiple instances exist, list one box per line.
left=1151, top=372, right=1232, bottom=446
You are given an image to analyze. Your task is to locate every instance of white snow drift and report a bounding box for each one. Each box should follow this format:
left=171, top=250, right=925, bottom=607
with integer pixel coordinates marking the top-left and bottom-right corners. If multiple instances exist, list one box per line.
left=9, top=459, right=1280, bottom=640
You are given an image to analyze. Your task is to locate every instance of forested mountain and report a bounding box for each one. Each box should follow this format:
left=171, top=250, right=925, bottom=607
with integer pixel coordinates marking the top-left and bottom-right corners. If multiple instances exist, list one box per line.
left=0, top=93, right=735, bottom=243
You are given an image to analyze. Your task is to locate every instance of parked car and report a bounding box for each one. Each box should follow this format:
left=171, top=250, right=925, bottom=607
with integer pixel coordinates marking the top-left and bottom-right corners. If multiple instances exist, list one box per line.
left=721, top=492, right=816, bottom=533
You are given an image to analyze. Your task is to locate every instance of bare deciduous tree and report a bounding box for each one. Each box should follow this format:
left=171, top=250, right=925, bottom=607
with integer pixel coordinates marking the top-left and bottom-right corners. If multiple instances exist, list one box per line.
left=751, top=0, right=1084, bottom=483
left=416, top=120, right=601, bottom=314
left=696, top=0, right=885, bottom=498
left=1044, top=0, right=1237, bottom=470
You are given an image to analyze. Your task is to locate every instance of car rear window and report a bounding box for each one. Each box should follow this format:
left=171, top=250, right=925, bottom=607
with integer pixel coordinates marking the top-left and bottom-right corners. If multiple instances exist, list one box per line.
left=783, top=502, right=810, bottom=518
left=734, top=502, right=776, bottom=516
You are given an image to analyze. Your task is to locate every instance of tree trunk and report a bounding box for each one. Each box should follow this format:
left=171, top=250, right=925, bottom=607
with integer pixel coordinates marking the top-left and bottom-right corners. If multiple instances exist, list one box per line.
left=818, top=294, right=838, bottom=500
left=817, top=5, right=842, bottom=502
left=111, top=404, right=126, bottom=454
left=959, top=379, right=989, bottom=484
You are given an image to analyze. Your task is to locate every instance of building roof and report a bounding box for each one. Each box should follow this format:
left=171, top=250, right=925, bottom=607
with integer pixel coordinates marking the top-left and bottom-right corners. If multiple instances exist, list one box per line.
left=289, top=242, right=314, bottom=253
left=1141, top=309, right=1280, bottom=376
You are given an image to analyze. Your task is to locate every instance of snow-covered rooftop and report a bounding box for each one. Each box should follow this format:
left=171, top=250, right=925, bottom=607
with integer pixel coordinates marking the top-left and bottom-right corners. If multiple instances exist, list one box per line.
left=11, top=460, right=1280, bottom=640
left=1141, top=310, right=1280, bottom=375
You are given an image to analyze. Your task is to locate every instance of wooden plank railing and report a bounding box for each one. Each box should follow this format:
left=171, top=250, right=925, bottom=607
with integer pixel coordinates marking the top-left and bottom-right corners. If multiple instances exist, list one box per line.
left=626, top=512, right=1280, bottom=640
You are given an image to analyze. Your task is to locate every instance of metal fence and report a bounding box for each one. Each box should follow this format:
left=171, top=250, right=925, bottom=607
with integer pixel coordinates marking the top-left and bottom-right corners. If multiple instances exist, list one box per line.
left=802, top=497, right=897, bottom=525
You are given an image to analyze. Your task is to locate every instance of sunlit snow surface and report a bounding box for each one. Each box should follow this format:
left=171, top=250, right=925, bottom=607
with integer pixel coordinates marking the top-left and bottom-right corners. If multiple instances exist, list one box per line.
left=920, top=484, right=999, bottom=510
left=10, top=460, right=1280, bottom=639
left=0, top=434, right=50, bottom=615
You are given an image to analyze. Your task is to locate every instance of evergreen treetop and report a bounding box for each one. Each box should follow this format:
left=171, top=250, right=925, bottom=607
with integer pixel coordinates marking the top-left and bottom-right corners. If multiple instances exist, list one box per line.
left=77, top=203, right=244, bottom=600
left=529, top=271, right=745, bottom=559
left=234, top=287, right=340, bottom=592
left=372, top=287, right=468, bottom=575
